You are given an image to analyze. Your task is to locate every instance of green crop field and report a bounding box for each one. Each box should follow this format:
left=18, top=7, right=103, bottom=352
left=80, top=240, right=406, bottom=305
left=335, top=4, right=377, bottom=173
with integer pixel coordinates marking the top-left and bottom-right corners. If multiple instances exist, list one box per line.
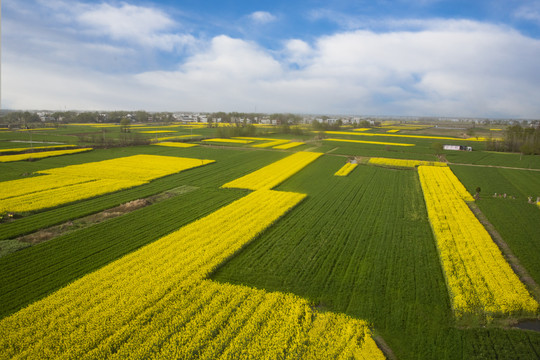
left=1, top=125, right=540, bottom=359
left=213, top=155, right=540, bottom=359
left=452, top=165, right=540, bottom=286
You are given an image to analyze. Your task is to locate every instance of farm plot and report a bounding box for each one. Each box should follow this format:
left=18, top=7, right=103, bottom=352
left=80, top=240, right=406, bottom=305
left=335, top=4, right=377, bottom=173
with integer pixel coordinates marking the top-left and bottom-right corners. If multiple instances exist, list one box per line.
left=334, top=162, right=357, bottom=176
left=213, top=156, right=540, bottom=359
left=324, top=138, right=415, bottom=147
left=445, top=151, right=540, bottom=169
left=0, top=147, right=286, bottom=240
left=0, top=144, right=77, bottom=154
left=0, top=188, right=243, bottom=318
left=214, top=157, right=455, bottom=359
left=368, top=157, right=447, bottom=168
left=222, top=151, right=322, bottom=190
left=0, top=163, right=383, bottom=358
left=0, top=154, right=214, bottom=213
left=418, top=166, right=538, bottom=319
left=451, top=165, right=540, bottom=287
left=0, top=148, right=93, bottom=162
left=319, top=140, right=439, bottom=161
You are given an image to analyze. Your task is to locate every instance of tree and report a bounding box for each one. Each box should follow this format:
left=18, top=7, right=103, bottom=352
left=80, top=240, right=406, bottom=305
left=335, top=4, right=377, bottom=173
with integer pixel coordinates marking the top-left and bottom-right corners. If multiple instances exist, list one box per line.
left=474, top=187, right=481, bottom=200
left=120, top=118, right=131, bottom=133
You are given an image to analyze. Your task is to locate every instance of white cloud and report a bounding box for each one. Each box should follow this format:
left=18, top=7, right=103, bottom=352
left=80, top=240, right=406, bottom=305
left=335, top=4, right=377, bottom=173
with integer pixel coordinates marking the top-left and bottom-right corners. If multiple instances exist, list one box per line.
left=249, top=11, right=277, bottom=24
left=283, top=39, right=314, bottom=66
left=514, top=1, right=540, bottom=24
left=76, top=2, right=194, bottom=51
left=3, top=5, right=540, bottom=118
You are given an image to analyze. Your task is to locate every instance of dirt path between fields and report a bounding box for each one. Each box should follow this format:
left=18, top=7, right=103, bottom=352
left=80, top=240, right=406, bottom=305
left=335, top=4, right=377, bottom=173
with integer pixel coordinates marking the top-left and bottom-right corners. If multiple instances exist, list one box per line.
left=451, top=162, right=540, bottom=172
left=373, top=334, right=398, bottom=360
left=0, top=185, right=198, bottom=258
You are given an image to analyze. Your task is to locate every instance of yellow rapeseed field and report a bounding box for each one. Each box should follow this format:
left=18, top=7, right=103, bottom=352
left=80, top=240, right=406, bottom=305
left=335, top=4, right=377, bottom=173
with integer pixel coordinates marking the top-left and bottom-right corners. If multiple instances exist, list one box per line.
left=273, top=142, right=304, bottom=149
left=0, top=145, right=77, bottom=154
left=202, top=138, right=253, bottom=144
left=334, top=162, right=358, bottom=176
left=0, top=172, right=384, bottom=359
left=152, top=142, right=198, bottom=148
left=222, top=151, right=322, bottom=190
left=324, top=138, right=415, bottom=147
left=369, top=157, right=447, bottom=168
left=252, top=140, right=290, bottom=148
left=324, top=130, right=486, bottom=141
left=0, top=148, right=93, bottom=162
left=418, top=166, right=538, bottom=318
left=1, top=155, right=214, bottom=213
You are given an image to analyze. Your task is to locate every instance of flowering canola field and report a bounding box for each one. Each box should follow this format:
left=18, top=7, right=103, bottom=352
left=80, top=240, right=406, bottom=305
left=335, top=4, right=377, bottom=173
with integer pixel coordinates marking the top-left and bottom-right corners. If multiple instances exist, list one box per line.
left=0, top=148, right=93, bottom=163
left=222, top=151, right=322, bottom=190
left=273, top=141, right=304, bottom=149
left=0, top=154, right=384, bottom=359
left=323, top=138, right=415, bottom=147
left=334, top=162, right=358, bottom=176
left=202, top=138, right=253, bottom=144
left=369, top=157, right=447, bottom=168
left=0, top=155, right=214, bottom=213
left=0, top=145, right=77, bottom=154
left=324, top=130, right=486, bottom=142
left=152, top=141, right=198, bottom=148
left=418, top=166, right=538, bottom=318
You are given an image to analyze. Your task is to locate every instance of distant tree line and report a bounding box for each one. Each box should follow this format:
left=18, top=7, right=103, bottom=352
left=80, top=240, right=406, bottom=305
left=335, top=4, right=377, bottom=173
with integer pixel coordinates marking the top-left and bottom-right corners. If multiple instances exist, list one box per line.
left=0, top=110, right=177, bottom=126
left=486, top=124, right=540, bottom=155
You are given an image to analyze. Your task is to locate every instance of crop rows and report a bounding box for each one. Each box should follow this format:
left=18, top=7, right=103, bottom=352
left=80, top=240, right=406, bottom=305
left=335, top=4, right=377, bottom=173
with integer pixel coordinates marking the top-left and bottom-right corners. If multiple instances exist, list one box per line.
left=0, top=145, right=77, bottom=154
left=334, top=162, right=357, bottom=176
left=222, top=151, right=322, bottom=190
left=0, top=187, right=383, bottom=359
left=214, top=156, right=540, bottom=359
left=0, top=147, right=284, bottom=240
left=0, top=188, right=243, bottom=319
left=324, top=130, right=486, bottom=142
left=0, top=148, right=93, bottom=162
left=324, top=138, right=415, bottom=147
left=418, top=166, right=538, bottom=318
left=214, top=156, right=453, bottom=359
left=451, top=165, right=540, bottom=289
left=273, top=142, right=304, bottom=149
left=152, top=142, right=198, bottom=148
left=1, top=155, right=214, bottom=213
left=368, top=157, right=447, bottom=168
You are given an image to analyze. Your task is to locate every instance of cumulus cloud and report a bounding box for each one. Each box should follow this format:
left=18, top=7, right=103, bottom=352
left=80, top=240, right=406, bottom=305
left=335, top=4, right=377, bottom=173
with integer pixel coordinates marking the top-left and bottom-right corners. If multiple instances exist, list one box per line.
left=76, top=2, right=194, bottom=51
left=249, top=11, right=277, bottom=24
left=3, top=2, right=540, bottom=118
left=283, top=39, right=314, bottom=66
left=130, top=21, right=540, bottom=117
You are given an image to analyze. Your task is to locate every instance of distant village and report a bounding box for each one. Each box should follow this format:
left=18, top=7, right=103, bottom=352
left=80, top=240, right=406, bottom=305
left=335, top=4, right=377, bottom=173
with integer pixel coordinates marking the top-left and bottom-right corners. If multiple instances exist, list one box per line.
left=1, top=109, right=538, bottom=128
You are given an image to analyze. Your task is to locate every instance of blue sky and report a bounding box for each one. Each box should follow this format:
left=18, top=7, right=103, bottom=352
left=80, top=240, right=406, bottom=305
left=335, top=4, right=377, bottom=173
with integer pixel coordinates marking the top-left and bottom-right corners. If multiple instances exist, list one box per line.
left=3, top=0, right=540, bottom=118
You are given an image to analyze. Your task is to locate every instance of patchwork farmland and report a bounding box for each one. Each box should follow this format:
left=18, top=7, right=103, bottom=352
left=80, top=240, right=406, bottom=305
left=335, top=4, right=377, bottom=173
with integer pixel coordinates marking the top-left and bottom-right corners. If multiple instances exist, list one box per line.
left=1, top=123, right=540, bottom=359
